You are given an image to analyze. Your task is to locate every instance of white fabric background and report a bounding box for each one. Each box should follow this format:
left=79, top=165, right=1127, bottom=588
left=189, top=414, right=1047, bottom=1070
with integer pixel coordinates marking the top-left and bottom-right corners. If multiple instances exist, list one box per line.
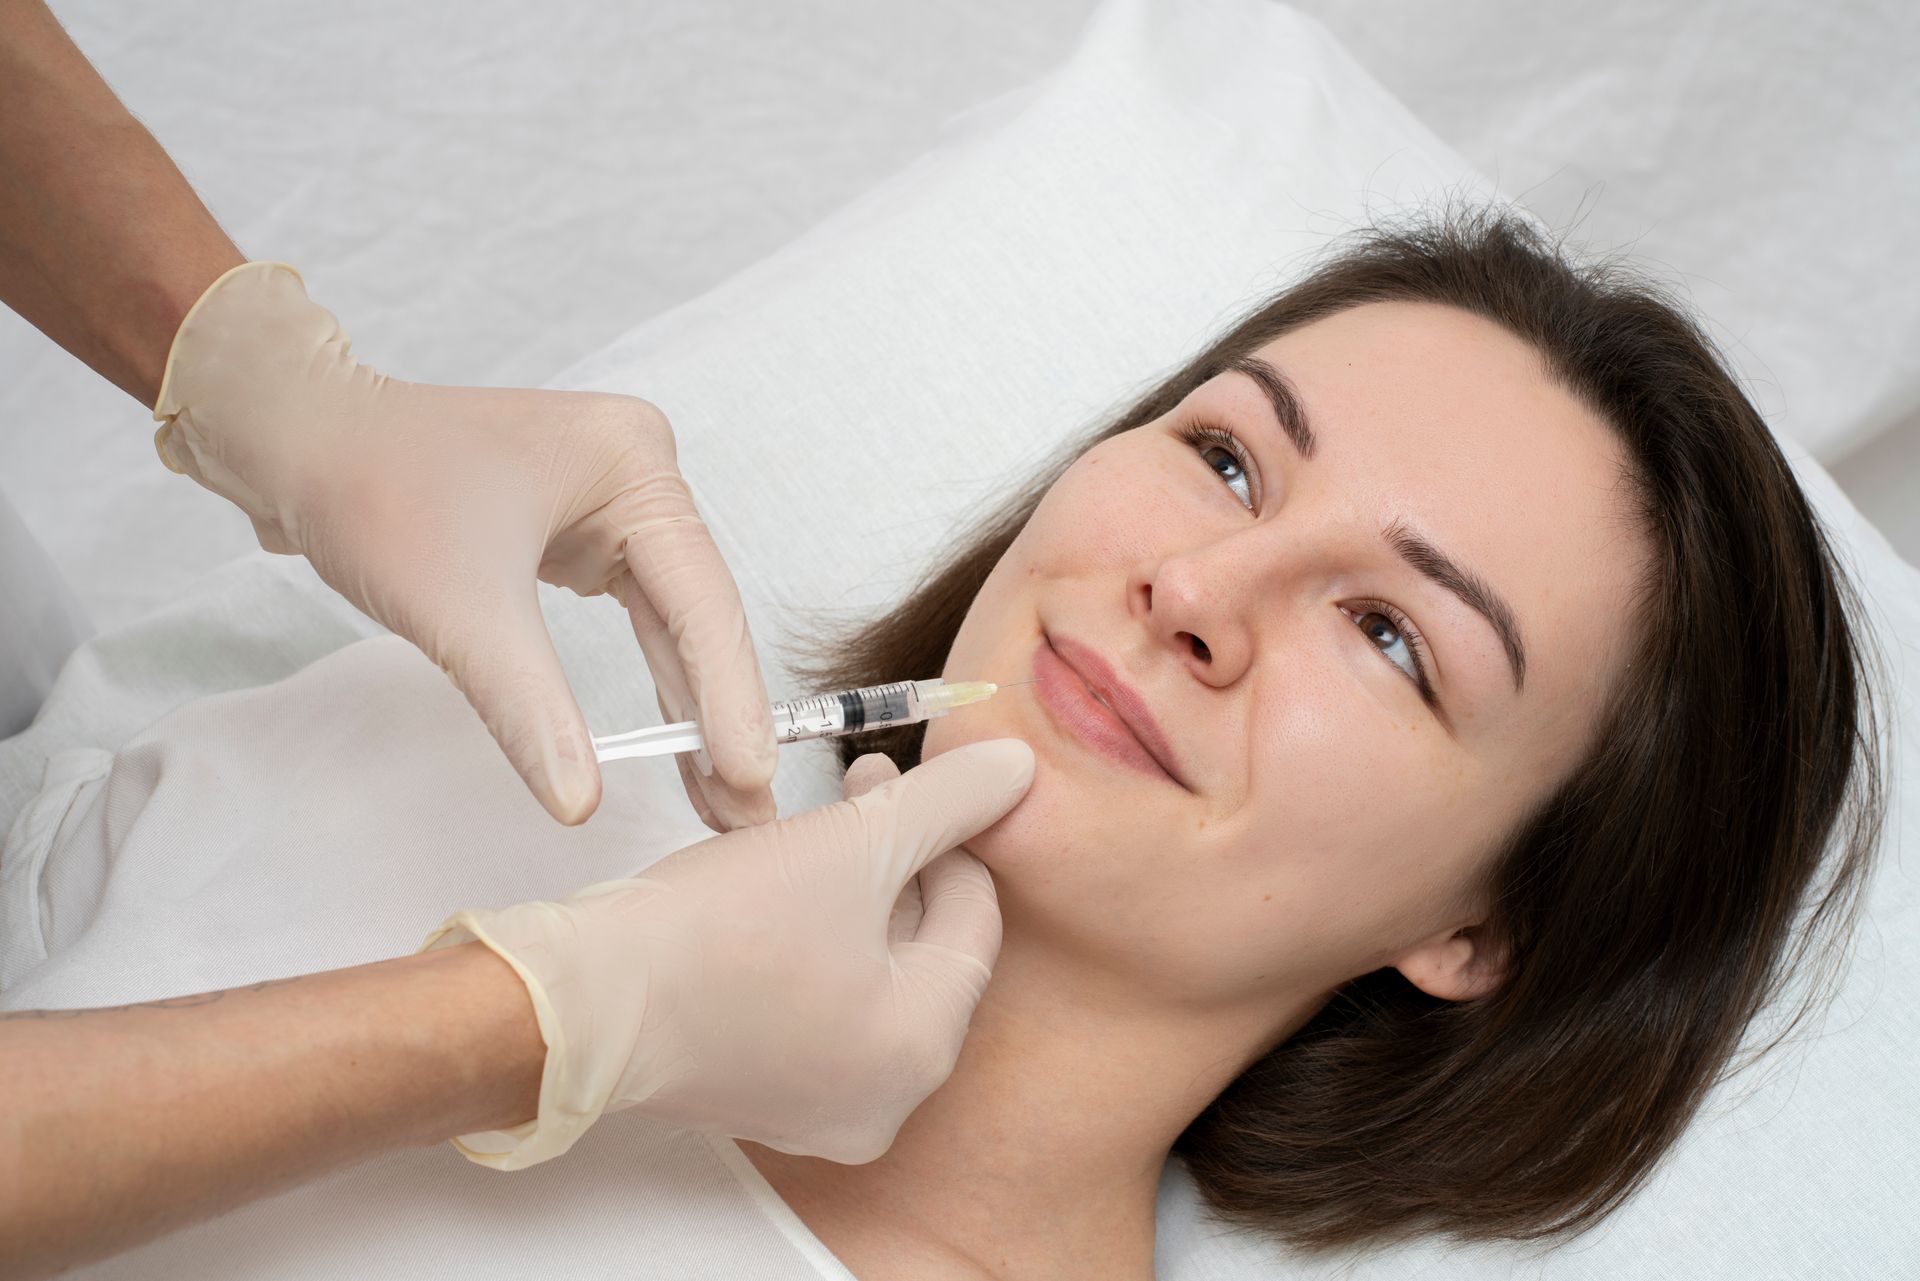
left=2, top=0, right=1916, bottom=1275
left=0, top=0, right=1915, bottom=638
left=0, top=494, right=90, bottom=738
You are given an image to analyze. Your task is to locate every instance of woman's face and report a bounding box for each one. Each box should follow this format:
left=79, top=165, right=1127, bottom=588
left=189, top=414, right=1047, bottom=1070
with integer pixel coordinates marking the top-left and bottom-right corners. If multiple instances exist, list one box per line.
left=923, top=300, right=1650, bottom=1014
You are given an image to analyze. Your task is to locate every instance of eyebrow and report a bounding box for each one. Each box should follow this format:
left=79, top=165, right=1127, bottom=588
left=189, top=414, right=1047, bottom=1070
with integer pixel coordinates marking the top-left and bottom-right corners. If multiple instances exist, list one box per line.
left=1221, top=355, right=1529, bottom=694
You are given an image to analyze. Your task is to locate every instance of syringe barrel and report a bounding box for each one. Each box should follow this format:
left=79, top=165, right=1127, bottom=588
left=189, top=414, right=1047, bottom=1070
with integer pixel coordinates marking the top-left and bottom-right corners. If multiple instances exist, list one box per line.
left=770, top=679, right=939, bottom=745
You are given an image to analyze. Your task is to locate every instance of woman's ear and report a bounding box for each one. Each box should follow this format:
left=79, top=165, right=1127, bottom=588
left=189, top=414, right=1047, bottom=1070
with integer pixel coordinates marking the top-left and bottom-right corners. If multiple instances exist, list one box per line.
left=1391, top=920, right=1510, bottom=1002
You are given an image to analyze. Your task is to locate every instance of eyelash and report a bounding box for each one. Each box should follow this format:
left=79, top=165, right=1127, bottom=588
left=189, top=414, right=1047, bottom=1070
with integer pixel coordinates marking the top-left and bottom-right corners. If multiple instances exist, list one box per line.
left=1174, top=418, right=1439, bottom=706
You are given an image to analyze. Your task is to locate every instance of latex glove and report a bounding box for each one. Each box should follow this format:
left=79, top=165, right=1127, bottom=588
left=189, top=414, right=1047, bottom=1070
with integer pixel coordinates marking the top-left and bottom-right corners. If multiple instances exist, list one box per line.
left=420, top=737, right=1034, bottom=1169
left=854, top=750, right=938, bottom=944
left=150, top=261, right=775, bottom=830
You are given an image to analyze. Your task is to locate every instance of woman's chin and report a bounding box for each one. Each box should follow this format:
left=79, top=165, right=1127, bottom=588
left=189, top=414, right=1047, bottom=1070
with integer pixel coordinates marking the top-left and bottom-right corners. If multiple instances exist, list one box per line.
left=935, top=745, right=1064, bottom=877
left=921, top=710, right=1084, bottom=876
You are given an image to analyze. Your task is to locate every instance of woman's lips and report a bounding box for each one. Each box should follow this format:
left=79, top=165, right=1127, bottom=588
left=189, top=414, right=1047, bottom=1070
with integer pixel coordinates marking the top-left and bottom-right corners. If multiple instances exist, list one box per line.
left=1032, top=635, right=1189, bottom=790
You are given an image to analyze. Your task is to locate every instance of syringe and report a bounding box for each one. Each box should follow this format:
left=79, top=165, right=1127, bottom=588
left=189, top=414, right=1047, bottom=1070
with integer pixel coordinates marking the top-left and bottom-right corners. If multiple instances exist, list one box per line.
left=592, top=677, right=1031, bottom=764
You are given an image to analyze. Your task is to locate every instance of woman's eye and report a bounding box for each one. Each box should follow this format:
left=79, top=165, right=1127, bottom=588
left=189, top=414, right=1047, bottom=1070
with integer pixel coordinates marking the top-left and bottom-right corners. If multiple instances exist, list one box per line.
left=1176, top=421, right=1256, bottom=509
left=1340, top=602, right=1435, bottom=702
left=1350, top=607, right=1418, bottom=682
left=1172, top=420, right=1438, bottom=709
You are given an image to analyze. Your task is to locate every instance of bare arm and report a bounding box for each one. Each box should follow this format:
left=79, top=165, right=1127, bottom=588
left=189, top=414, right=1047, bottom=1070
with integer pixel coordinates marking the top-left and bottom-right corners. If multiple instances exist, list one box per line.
left=0, top=0, right=245, bottom=406
left=0, top=942, right=545, bottom=1280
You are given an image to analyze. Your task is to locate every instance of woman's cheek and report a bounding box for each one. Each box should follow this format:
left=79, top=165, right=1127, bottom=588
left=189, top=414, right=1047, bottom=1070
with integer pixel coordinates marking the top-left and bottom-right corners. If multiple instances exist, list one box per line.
left=1025, top=441, right=1193, bottom=559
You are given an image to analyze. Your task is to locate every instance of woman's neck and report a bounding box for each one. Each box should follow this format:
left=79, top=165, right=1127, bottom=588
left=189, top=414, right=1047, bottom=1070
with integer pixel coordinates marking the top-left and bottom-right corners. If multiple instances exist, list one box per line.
left=740, top=920, right=1315, bottom=1280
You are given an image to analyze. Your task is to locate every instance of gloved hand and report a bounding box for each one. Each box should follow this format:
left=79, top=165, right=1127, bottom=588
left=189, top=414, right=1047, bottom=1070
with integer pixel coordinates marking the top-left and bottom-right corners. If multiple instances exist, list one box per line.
left=150, top=261, right=774, bottom=830
left=419, top=737, right=1034, bottom=1169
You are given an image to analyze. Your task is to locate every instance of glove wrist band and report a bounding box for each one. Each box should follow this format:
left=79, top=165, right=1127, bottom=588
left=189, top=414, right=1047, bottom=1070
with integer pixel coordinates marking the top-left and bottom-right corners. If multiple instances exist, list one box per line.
left=418, top=910, right=610, bottom=1171
left=150, top=260, right=309, bottom=474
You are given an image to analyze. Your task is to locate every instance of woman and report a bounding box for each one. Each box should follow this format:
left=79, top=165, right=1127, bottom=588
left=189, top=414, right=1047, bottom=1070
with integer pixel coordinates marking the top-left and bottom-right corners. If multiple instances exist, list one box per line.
left=746, top=204, right=1887, bottom=1274
left=1, top=204, right=1887, bottom=1279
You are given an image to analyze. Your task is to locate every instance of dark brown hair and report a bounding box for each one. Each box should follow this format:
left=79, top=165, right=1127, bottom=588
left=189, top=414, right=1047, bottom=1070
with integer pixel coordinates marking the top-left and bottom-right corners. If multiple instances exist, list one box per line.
left=778, top=201, right=1888, bottom=1254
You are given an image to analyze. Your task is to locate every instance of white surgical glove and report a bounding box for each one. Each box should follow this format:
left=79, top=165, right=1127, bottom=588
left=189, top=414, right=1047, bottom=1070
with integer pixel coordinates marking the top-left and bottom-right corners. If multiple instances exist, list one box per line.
left=420, top=737, right=1034, bottom=1169
left=151, top=261, right=775, bottom=830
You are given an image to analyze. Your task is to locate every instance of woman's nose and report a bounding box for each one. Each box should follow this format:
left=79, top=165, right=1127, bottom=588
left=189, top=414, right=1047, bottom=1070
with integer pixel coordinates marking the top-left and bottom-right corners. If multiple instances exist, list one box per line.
left=1127, top=556, right=1251, bottom=684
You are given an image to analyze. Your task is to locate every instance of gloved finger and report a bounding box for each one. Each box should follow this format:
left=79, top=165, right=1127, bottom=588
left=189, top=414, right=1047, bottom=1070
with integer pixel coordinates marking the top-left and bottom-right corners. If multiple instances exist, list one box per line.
left=844, top=738, right=1035, bottom=897
left=618, top=569, right=775, bottom=830
left=904, top=847, right=999, bottom=970
left=433, top=584, right=601, bottom=826
left=618, top=479, right=778, bottom=798
left=609, top=563, right=694, bottom=725
left=885, top=848, right=1001, bottom=1087
left=840, top=754, right=923, bottom=941
left=841, top=752, right=901, bottom=801
left=674, top=751, right=726, bottom=834
left=889, top=874, right=927, bottom=945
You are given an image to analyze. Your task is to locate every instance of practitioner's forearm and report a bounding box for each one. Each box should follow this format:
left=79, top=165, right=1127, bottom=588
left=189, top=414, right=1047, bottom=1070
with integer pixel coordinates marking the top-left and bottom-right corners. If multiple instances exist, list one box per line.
left=0, top=0, right=244, bottom=407
left=0, top=942, right=545, bottom=1280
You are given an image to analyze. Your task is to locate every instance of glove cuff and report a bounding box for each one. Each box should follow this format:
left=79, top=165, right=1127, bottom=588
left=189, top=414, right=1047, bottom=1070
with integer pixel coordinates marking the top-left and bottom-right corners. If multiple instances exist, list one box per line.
left=151, top=261, right=315, bottom=474
left=418, top=907, right=615, bottom=1170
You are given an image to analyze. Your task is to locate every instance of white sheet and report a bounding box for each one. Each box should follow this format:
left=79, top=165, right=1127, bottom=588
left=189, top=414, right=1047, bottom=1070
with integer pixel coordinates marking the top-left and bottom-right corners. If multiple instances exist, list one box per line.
left=0, top=492, right=90, bottom=739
